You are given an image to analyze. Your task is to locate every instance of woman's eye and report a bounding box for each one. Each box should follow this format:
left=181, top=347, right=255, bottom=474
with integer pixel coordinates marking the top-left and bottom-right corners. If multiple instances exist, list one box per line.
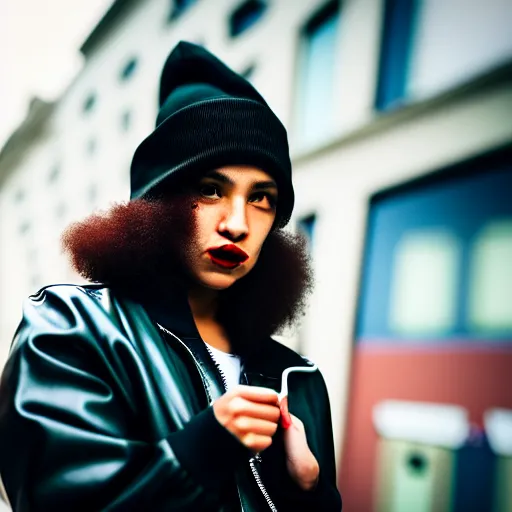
left=199, top=184, right=221, bottom=199
left=249, top=192, right=277, bottom=208
left=250, top=192, right=265, bottom=202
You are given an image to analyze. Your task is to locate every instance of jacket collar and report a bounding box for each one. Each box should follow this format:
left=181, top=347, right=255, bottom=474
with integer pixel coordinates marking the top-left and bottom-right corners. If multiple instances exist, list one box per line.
left=139, top=284, right=288, bottom=382
left=141, top=285, right=231, bottom=400
left=141, top=284, right=200, bottom=340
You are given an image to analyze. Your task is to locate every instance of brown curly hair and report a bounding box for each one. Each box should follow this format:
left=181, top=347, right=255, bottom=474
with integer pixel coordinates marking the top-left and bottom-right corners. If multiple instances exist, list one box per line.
left=62, top=196, right=313, bottom=353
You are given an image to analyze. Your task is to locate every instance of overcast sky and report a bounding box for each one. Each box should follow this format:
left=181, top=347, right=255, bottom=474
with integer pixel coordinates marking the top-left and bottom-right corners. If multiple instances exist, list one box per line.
left=0, top=0, right=113, bottom=148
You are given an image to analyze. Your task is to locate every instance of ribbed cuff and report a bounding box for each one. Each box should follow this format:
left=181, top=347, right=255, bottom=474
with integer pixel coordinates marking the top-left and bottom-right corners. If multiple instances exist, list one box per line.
left=167, top=407, right=249, bottom=490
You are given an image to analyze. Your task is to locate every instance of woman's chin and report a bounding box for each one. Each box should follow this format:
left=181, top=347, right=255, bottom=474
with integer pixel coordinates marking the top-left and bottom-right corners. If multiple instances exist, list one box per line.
left=193, top=270, right=241, bottom=290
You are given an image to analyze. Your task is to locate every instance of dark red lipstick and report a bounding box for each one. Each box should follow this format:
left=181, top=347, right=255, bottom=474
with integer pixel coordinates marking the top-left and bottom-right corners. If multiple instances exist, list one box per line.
left=207, top=244, right=249, bottom=269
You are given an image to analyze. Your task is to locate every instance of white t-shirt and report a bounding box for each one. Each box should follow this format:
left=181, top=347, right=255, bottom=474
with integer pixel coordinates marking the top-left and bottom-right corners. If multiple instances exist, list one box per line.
left=205, top=343, right=241, bottom=392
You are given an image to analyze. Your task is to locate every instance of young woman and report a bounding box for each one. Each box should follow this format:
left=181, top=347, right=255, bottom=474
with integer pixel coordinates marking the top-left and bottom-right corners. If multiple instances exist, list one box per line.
left=0, top=42, right=342, bottom=511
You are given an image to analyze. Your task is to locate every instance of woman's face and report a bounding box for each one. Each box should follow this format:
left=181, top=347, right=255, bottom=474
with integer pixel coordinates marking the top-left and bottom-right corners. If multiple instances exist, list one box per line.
left=183, top=165, right=278, bottom=290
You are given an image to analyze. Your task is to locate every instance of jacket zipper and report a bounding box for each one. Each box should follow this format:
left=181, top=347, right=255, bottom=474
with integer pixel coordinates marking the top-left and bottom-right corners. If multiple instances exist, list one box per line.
left=158, top=324, right=278, bottom=511
left=249, top=454, right=278, bottom=512
left=204, top=345, right=279, bottom=511
left=204, top=344, right=229, bottom=392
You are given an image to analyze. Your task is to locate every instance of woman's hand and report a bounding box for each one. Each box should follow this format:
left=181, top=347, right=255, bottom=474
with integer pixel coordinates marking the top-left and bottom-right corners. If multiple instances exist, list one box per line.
left=213, top=385, right=281, bottom=453
left=281, top=400, right=320, bottom=491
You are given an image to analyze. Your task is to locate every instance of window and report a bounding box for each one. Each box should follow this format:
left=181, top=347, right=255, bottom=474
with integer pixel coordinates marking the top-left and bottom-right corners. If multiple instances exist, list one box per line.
left=19, top=221, right=31, bottom=235
left=82, top=93, right=97, bottom=114
left=86, top=138, right=97, bottom=156
left=469, top=221, right=512, bottom=334
left=376, top=0, right=512, bottom=110
left=241, top=63, right=256, bottom=81
left=298, top=214, right=317, bottom=255
left=120, top=110, right=132, bottom=132
left=14, top=189, right=25, bottom=203
left=296, top=214, right=317, bottom=354
left=389, top=230, right=460, bottom=336
left=375, top=0, right=420, bottom=111
left=167, top=0, right=198, bottom=22
left=357, top=148, right=512, bottom=343
left=295, top=0, right=340, bottom=148
left=228, top=0, right=267, bottom=38
left=120, top=57, right=138, bottom=82
left=48, top=164, right=60, bottom=184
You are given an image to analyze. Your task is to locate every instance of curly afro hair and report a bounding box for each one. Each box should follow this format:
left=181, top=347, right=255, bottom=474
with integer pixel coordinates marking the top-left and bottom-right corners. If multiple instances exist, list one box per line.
left=62, top=196, right=313, bottom=352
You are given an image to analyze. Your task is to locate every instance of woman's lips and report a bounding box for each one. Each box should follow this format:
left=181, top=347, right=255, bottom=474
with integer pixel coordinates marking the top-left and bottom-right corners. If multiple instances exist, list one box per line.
left=208, top=255, right=241, bottom=269
left=207, top=244, right=249, bottom=269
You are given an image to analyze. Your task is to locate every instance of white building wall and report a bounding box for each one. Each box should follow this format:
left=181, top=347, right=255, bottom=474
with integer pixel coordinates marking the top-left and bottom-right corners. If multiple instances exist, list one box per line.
left=409, top=0, right=512, bottom=99
left=0, top=121, right=63, bottom=368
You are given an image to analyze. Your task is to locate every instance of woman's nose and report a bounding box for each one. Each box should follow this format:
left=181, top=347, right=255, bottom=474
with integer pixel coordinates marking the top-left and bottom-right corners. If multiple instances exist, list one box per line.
left=218, top=197, right=249, bottom=241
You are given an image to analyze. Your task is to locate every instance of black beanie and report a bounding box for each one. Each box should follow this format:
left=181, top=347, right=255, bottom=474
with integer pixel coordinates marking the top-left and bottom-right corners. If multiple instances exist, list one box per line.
left=130, top=41, right=294, bottom=227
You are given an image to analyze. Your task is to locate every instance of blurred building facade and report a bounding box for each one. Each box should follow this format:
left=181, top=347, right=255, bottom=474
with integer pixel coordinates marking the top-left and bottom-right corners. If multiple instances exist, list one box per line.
left=0, top=0, right=511, bottom=510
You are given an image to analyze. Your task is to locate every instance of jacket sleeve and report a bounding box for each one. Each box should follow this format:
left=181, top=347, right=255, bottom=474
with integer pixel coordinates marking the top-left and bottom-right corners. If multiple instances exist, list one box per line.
left=263, top=370, right=342, bottom=511
left=0, top=289, right=243, bottom=511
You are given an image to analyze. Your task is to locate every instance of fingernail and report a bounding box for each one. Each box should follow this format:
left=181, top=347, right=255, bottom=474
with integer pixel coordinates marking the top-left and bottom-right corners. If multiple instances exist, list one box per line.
left=280, top=396, right=292, bottom=429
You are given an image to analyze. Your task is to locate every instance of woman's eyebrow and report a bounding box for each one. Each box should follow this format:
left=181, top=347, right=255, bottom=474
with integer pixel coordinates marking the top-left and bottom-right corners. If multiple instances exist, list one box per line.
left=204, top=171, right=277, bottom=190
left=205, top=171, right=233, bottom=185
left=252, top=181, right=277, bottom=191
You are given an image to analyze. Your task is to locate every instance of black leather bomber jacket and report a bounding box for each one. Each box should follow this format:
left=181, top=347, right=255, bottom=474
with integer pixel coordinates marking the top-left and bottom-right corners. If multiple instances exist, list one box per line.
left=0, top=284, right=342, bottom=511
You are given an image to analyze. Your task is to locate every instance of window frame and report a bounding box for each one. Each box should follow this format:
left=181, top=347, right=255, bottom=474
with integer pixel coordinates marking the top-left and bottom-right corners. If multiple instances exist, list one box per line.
left=228, top=0, right=268, bottom=39
left=293, top=0, right=341, bottom=149
left=374, top=0, right=420, bottom=111
left=355, top=145, right=512, bottom=345
left=119, top=57, right=138, bottom=82
left=167, top=0, right=199, bottom=23
left=82, top=92, right=97, bottom=115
